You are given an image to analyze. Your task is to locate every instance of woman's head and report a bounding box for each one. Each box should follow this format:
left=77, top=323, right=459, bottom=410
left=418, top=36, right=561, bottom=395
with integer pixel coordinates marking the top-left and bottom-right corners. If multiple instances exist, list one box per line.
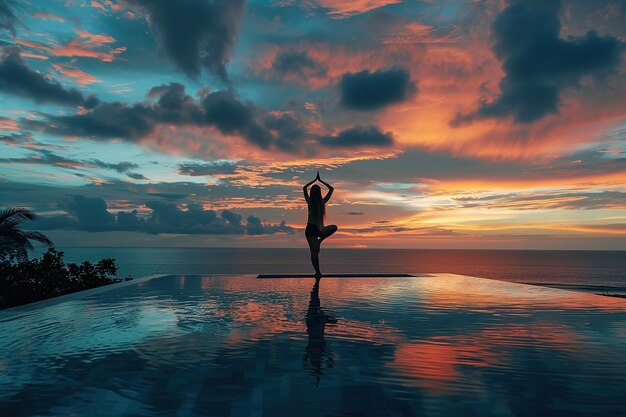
left=310, top=184, right=322, bottom=199
left=309, top=184, right=325, bottom=224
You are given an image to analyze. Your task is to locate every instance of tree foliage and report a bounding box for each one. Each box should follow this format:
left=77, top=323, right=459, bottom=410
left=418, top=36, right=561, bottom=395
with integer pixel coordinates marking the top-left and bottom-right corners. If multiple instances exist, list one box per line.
left=0, top=248, right=127, bottom=309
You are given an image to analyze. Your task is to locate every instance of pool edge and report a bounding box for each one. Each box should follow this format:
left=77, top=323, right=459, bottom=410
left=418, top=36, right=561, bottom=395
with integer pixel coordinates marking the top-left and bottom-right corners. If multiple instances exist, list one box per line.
left=0, top=274, right=168, bottom=319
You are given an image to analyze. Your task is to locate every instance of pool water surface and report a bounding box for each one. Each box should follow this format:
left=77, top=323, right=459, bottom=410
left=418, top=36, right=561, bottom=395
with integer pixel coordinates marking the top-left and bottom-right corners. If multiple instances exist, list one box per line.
left=1, top=274, right=626, bottom=417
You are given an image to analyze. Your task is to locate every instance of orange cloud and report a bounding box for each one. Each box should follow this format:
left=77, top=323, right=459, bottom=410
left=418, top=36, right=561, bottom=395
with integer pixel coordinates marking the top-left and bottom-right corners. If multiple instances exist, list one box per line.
left=14, top=38, right=50, bottom=50
left=249, top=30, right=624, bottom=163
left=376, top=37, right=626, bottom=162
left=50, top=39, right=126, bottom=62
left=201, top=196, right=301, bottom=211
left=0, top=117, right=19, bottom=131
left=15, top=31, right=125, bottom=62
left=424, top=170, right=626, bottom=193
left=31, top=12, right=66, bottom=22
left=52, top=63, right=101, bottom=85
left=462, top=223, right=626, bottom=236
left=55, top=161, right=89, bottom=168
left=76, top=29, right=116, bottom=46
left=20, top=52, right=49, bottom=60
left=90, top=1, right=106, bottom=11
left=317, top=0, right=402, bottom=18
left=81, top=175, right=111, bottom=185
left=382, top=22, right=441, bottom=44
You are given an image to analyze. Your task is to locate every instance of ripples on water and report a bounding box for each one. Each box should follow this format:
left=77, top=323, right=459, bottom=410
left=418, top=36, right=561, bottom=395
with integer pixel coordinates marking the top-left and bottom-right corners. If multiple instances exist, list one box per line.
left=1, top=274, right=626, bottom=416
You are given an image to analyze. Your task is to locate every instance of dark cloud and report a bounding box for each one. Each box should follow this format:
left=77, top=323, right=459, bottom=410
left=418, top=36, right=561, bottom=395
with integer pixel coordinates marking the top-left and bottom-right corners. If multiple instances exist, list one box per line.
left=0, top=0, right=17, bottom=35
left=201, top=90, right=272, bottom=148
left=452, top=0, right=622, bottom=125
left=21, top=82, right=391, bottom=153
left=146, top=193, right=188, bottom=200
left=146, top=82, right=204, bottom=121
left=126, top=172, right=148, bottom=180
left=178, top=161, right=238, bottom=176
left=221, top=209, right=242, bottom=227
left=0, top=177, right=299, bottom=215
left=25, top=102, right=159, bottom=140
left=271, top=50, right=327, bottom=80
left=0, top=46, right=97, bottom=107
left=117, top=210, right=143, bottom=231
left=22, top=84, right=269, bottom=147
left=0, top=148, right=90, bottom=169
left=201, top=93, right=312, bottom=152
left=0, top=132, right=20, bottom=143
left=245, top=215, right=291, bottom=235
left=339, top=67, right=416, bottom=111
left=36, top=195, right=294, bottom=235
left=0, top=132, right=37, bottom=146
left=261, top=110, right=310, bottom=152
left=127, top=0, right=246, bottom=79
left=141, top=203, right=295, bottom=235
left=143, top=201, right=218, bottom=233
left=91, top=160, right=139, bottom=173
left=0, top=148, right=146, bottom=178
left=344, top=212, right=365, bottom=215
left=320, top=125, right=394, bottom=148
left=59, top=195, right=116, bottom=232
left=20, top=83, right=200, bottom=141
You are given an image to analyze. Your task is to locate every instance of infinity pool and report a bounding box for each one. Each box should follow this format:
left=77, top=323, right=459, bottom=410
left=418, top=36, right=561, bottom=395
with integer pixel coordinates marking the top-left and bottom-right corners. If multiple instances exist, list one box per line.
left=2, top=274, right=626, bottom=417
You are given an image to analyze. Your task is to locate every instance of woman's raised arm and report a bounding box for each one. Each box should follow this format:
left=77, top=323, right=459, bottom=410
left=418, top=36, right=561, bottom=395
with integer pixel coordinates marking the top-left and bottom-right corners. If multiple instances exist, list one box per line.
left=318, top=175, right=334, bottom=203
left=302, top=176, right=316, bottom=204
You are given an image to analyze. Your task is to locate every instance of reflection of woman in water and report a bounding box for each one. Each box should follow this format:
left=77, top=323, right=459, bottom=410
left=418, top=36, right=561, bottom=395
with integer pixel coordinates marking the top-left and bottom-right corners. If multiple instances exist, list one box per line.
left=303, top=277, right=336, bottom=385
left=303, top=172, right=338, bottom=277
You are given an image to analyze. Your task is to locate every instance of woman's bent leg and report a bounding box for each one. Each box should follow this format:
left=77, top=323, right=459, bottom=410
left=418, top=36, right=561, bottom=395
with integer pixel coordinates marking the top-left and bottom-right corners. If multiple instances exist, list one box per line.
left=319, top=225, right=337, bottom=242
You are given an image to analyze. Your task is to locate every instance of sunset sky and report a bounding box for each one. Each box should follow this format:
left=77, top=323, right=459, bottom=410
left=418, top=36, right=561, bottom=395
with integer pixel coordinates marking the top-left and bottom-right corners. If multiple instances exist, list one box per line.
left=0, top=0, right=625, bottom=249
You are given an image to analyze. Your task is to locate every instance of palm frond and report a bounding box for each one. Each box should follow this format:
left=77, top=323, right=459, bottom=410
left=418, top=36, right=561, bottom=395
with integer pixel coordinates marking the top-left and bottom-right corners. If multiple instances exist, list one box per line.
left=10, top=234, right=33, bottom=250
left=21, top=231, right=53, bottom=247
left=0, top=219, right=21, bottom=232
left=0, top=207, right=37, bottom=224
left=0, top=207, right=52, bottom=258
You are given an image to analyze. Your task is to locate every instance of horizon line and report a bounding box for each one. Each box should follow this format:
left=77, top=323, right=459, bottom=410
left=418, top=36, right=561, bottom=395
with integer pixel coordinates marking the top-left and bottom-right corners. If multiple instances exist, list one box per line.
left=45, top=246, right=626, bottom=252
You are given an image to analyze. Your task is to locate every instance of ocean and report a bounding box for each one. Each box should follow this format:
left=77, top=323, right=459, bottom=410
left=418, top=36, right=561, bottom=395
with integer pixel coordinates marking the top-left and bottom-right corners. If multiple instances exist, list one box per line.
left=55, top=247, right=626, bottom=295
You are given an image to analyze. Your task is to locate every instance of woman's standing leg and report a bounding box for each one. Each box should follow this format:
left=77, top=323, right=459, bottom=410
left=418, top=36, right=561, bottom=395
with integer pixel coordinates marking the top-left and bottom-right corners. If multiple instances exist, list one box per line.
left=306, top=235, right=322, bottom=276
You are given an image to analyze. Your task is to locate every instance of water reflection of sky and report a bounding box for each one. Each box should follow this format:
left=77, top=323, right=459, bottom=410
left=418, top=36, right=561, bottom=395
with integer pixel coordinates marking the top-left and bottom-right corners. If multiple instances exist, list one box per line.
left=1, top=274, right=626, bottom=417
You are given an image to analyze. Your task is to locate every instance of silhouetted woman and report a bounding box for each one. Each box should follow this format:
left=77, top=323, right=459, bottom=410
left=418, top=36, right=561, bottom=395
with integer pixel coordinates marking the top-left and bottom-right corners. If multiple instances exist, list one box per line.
left=303, top=172, right=337, bottom=277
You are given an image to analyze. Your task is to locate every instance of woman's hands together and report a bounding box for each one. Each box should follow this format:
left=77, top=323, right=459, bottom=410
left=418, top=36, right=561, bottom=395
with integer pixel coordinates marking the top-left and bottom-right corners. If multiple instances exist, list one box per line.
left=305, top=171, right=330, bottom=188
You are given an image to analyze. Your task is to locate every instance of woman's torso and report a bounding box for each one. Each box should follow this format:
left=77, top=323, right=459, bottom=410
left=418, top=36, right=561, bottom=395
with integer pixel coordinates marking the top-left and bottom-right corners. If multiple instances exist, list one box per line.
left=307, top=202, right=324, bottom=229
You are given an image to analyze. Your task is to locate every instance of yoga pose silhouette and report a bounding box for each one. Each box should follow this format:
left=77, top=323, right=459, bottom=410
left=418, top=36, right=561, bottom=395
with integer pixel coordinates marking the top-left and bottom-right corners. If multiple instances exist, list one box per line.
left=303, top=172, right=337, bottom=277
